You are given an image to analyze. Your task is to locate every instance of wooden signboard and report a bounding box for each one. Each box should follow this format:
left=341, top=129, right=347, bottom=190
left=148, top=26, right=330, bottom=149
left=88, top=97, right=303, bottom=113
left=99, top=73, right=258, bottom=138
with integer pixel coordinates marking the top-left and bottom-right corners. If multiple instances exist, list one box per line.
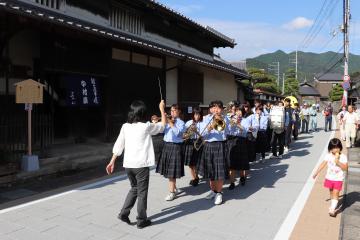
left=14, top=79, right=44, bottom=104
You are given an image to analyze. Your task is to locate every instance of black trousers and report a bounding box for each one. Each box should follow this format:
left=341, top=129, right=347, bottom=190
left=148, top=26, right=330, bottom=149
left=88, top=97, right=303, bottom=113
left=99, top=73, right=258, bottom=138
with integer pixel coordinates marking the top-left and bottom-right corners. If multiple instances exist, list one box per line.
left=284, top=125, right=292, bottom=147
left=120, top=167, right=150, bottom=223
left=272, top=131, right=285, bottom=156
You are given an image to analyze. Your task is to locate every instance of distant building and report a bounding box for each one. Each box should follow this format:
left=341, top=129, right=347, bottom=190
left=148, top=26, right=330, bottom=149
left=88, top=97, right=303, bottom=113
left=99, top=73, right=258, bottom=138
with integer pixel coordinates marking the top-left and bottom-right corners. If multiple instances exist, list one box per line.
left=314, top=73, right=343, bottom=100
left=253, top=88, right=283, bottom=103
left=299, top=82, right=321, bottom=104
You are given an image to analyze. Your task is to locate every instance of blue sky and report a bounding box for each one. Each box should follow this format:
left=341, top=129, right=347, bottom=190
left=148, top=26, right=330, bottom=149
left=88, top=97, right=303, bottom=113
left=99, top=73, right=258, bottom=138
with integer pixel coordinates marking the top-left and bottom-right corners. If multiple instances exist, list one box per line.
left=158, top=0, right=360, bottom=61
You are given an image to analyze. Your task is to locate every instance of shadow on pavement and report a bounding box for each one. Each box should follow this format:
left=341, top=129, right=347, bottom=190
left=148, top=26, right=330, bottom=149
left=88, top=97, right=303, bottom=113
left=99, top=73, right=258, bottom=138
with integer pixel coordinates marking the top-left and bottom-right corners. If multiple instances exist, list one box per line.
left=338, top=191, right=360, bottom=214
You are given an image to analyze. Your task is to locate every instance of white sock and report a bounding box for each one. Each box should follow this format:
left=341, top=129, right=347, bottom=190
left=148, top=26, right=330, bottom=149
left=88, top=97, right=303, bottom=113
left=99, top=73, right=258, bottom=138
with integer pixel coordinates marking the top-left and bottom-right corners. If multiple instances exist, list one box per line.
left=330, top=199, right=338, bottom=210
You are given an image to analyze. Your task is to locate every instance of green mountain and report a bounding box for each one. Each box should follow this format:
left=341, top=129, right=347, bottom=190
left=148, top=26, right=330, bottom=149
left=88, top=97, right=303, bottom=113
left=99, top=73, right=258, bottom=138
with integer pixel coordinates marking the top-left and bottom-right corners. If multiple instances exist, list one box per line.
left=246, top=50, right=360, bottom=82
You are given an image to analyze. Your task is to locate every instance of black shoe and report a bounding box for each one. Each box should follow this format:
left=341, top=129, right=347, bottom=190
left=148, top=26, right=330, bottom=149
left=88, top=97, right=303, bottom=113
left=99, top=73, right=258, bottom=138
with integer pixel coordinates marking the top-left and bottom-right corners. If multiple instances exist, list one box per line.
left=137, top=219, right=151, bottom=229
left=228, top=182, right=235, bottom=190
left=118, top=214, right=131, bottom=225
left=193, top=178, right=199, bottom=186
left=189, top=179, right=194, bottom=186
left=240, top=177, right=246, bottom=186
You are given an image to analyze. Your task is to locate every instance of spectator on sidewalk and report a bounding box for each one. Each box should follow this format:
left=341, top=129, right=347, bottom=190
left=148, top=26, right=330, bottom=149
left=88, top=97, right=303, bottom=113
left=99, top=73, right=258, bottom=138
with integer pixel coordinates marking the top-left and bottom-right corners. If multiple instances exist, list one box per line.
left=309, top=104, right=318, bottom=132
left=323, top=103, right=333, bottom=132
left=300, top=103, right=310, bottom=133
left=106, top=100, right=166, bottom=229
left=313, top=138, right=348, bottom=217
left=337, top=106, right=347, bottom=141
left=343, top=105, right=360, bottom=148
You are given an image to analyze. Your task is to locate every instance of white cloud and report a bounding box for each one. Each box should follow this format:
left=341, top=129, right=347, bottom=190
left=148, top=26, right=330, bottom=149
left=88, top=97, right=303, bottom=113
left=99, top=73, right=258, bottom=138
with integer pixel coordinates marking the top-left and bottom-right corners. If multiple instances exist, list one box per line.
left=195, top=18, right=328, bottom=61
left=283, top=17, right=314, bottom=30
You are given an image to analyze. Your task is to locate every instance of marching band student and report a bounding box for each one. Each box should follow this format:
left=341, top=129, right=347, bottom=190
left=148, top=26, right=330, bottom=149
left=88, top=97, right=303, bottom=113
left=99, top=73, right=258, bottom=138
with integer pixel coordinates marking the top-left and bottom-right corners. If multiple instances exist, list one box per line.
left=270, top=101, right=286, bottom=159
left=243, top=103, right=259, bottom=165
left=227, top=107, right=250, bottom=189
left=156, top=104, right=185, bottom=201
left=284, top=98, right=294, bottom=153
left=106, top=100, right=166, bottom=229
left=198, top=100, right=229, bottom=205
left=265, top=102, right=273, bottom=152
left=252, top=99, right=269, bottom=116
left=183, top=107, right=203, bottom=186
left=255, top=106, right=269, bottom=163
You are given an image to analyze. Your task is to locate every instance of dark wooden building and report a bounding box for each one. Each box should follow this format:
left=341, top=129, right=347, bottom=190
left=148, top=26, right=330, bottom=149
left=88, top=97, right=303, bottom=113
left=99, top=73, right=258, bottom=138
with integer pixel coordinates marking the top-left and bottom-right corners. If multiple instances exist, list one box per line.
left=0, top=0, right=249, bottom=171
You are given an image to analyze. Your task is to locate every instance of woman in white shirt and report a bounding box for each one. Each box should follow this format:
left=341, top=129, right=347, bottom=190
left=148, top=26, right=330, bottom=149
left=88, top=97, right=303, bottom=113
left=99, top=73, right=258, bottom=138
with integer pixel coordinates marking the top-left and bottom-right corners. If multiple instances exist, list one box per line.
left=106, top=100, right=166, bottom=229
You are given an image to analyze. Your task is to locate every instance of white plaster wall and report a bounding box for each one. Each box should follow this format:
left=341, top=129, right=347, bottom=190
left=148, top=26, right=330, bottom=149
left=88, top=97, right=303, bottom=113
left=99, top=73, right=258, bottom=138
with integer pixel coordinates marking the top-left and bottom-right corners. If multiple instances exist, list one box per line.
left=202, top=67, right=237, bottom=105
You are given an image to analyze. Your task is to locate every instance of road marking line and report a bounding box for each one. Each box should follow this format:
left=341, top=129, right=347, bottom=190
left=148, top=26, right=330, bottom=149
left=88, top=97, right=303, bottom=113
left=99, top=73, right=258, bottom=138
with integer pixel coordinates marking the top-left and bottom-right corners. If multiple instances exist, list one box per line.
left=0, top=175, right=127, bottom=214
left=273, top=129, right=335, bottom=240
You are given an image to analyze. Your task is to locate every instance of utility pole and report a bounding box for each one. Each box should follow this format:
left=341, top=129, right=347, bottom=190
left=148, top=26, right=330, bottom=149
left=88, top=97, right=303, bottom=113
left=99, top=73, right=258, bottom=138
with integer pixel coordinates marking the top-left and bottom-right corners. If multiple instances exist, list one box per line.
left=289, top=49, right=298, bottom=80
left=295, top=49, right=298, bottom=80
left=342, top=0, right=350, bottom=106
left=282, top=73, right=285, bottom=95
left=268, top=61, right=280, bottom=86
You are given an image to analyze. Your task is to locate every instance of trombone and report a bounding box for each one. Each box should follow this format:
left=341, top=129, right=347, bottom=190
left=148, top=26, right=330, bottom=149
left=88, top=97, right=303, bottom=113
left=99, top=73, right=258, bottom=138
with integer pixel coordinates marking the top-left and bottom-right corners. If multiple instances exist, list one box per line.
left=193, top=114, right=226, bottom=150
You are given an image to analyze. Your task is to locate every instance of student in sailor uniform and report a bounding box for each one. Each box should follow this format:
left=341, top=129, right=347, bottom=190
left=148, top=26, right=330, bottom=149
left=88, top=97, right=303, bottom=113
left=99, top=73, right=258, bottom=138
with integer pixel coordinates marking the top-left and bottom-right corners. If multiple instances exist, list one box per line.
left=255, top=106, right=269, bottom=162
left=156, top=104, right=185, bottom=201
left=183, top=107, right=203, bottom=187
left=197, top=100, right=229, bottom=205
left=227, top=107, right=250, bottom=189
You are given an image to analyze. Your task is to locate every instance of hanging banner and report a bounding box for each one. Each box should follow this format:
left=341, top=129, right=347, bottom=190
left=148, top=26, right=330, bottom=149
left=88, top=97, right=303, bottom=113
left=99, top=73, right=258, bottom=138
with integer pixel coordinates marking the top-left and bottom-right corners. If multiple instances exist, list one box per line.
left=65, top=75, right=101, bottom=106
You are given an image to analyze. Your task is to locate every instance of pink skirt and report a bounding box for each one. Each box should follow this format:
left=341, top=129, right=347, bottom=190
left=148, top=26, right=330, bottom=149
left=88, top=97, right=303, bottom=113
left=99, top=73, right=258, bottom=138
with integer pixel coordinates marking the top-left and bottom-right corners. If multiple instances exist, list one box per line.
left=324, top=179, right=343, bottom=191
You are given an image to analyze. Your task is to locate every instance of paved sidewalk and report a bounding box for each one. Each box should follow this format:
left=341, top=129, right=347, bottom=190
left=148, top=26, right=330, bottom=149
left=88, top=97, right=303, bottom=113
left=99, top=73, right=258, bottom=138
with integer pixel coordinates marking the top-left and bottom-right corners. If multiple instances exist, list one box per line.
left=0, top=125, right=332, bottom=240
left=290, top=124, right=341, bottom=240
left=340, top=146, right=360, bottom=240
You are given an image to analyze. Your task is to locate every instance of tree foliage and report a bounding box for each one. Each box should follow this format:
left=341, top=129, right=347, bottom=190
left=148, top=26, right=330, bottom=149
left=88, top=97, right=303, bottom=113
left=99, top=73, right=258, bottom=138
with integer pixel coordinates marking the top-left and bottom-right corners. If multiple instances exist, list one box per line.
left=247, top=68, right=281, bottom=94
left=329, top=84, right=344, bottom=101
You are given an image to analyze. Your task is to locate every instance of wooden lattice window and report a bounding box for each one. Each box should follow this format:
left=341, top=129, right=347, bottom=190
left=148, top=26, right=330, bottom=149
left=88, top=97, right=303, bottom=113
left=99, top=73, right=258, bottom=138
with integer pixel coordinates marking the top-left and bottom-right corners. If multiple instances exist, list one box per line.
left=34, top=0, right=60, bottom=10
left=110, top=6, right=143, bottom=35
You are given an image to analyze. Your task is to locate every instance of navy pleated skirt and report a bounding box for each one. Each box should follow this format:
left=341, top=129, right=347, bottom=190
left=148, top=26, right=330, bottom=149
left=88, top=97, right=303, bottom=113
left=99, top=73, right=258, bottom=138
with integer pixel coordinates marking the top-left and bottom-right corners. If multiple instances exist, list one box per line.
left=156, top=142, right=184, bottom=179
left=197, top=141, right=227, bottom=180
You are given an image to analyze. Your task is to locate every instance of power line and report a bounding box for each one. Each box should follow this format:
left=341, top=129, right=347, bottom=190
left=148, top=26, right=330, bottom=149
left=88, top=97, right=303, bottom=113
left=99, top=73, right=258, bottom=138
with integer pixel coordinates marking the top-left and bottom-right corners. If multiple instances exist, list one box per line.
left=316, top=57, right=344, bottom=79
left=302, top=0, right=340, bottom=49
left=298, top=0, right=330, bottom=48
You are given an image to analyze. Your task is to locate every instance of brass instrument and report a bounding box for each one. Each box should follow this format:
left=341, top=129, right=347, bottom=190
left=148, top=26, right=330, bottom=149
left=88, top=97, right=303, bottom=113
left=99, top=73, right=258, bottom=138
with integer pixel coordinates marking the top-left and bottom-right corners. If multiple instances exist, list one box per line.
left=182, top=122, right=200, bottom=141
left=212, top=114, right=226, bottom=132
left=229, top=114, right=244, bottom=132
left=192, top=114, right=227, bottom=150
